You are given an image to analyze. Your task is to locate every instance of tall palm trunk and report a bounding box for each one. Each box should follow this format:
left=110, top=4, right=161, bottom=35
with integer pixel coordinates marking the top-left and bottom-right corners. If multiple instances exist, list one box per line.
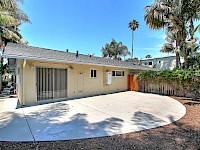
left=176, top=40, right=180, bottom=67
left=0, top=34, right=3, bottom=92
left=189, top=18, right=194, bottom=39
left=131, top=30, right=134, bottom=59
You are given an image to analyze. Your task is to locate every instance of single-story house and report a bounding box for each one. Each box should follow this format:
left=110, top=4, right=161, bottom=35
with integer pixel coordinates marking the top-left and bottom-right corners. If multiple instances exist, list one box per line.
left=2, top=43, right=154, bottom=106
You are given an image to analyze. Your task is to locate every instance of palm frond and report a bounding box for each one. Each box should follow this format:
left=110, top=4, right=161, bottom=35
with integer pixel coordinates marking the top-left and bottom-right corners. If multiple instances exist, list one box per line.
left=160, top=43, right=175, bottom=53
left=1, top=27, right=21, bottom=42
left=0, top=14, right=18, bottom=26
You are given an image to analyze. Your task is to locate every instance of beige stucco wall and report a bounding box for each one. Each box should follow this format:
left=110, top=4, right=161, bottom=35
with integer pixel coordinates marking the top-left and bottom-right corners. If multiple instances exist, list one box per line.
left=17, top=59, right=129, bottom=105
left=16, top=59, right=23, bottom=105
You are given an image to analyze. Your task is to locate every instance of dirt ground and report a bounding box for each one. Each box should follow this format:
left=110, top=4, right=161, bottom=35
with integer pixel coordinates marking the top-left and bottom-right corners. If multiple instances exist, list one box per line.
left=0, top=97, right=200, bottom=150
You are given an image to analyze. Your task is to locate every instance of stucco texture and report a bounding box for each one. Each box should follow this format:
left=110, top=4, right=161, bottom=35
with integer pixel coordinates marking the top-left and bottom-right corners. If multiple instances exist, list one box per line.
left=18, top=59, right=128, bottom=105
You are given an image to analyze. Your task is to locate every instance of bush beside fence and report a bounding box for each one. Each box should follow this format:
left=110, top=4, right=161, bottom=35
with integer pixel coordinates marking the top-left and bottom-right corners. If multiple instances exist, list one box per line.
left=136, top=70, right=200, bottom=99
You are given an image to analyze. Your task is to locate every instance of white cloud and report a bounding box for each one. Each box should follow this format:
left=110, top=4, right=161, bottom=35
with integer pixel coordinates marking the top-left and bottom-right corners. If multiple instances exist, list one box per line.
left=146, top=32, right=166, bottom=41
left=136, top=43, right=164, bottom=51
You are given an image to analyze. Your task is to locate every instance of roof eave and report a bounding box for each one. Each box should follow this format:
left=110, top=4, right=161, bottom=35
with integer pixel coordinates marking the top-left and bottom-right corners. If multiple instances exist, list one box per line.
left=3, top=54, right=147, bottom=70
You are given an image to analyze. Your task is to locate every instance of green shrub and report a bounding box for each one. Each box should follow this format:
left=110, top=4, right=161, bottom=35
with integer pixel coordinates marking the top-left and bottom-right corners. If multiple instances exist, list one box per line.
left=137, top=69, right=200, bottom=98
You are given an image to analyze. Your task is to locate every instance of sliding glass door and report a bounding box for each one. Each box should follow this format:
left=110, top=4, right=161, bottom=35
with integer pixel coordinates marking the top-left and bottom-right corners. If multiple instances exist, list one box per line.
left=53, top=68, right=67, bottom=99
left=36, top=67, right=67, bottom=101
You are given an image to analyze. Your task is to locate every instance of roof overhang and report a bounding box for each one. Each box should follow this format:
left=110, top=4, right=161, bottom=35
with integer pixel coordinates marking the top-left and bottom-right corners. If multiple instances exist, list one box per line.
left=2, top=53, right=136, bottom=70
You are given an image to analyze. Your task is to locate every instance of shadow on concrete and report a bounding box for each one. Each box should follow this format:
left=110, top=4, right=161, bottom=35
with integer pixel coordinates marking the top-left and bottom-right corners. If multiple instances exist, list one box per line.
left=25, top=103, right=70, bottom=123
left=25, top=102, right=124, bottom=141
left=132, top=111, right=165, bottom=130
left=0, top=111, right=18, bottom=128
left=0, top=110, right=34, bottom=141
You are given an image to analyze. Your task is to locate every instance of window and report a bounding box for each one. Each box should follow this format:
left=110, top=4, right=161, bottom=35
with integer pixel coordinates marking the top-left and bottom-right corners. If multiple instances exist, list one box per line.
left=90, top=69, right=97, bottom=78
left=148, top=62, right=153, bottom=65
left=112, top=70, right=125, bottom=77
left=116, top=71, right=122, bottom=76
left=112, top=71, right=115, bottom=76
left=122, top=71, right=125, bottom=76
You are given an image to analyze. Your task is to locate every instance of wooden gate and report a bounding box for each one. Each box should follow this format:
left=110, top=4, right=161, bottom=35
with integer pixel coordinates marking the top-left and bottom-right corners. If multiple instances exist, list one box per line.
left=128, top=75, right=138, bottom=91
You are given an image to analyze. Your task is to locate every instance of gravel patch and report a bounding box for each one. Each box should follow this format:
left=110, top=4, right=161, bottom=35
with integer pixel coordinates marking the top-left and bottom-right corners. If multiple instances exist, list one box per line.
left=0, top=97, right=200, bottom=150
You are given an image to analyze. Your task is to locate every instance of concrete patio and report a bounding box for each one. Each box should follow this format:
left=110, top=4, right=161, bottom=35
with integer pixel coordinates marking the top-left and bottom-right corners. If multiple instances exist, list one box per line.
left=0, top=91, right=186, bottom=142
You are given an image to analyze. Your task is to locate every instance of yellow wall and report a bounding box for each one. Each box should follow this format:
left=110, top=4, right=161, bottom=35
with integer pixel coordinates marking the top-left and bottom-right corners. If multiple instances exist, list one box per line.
left=16, top=59, right=23, bottom=105
left=18, top=59, right=128, bottom=105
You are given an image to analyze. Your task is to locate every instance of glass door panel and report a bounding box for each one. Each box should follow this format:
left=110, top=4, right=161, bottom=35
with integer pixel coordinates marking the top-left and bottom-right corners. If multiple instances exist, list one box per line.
left=53, top=68, right=67, bottom=99
left=37, top=68, right=67, bottom=101
left=37, top=68, right=53, bottom=101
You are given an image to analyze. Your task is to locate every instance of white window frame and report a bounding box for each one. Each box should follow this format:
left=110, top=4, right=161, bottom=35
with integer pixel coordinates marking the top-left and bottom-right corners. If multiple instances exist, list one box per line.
left=90, top=69, right=97, bottom=78
left=112, top=70, right=125, bottom=77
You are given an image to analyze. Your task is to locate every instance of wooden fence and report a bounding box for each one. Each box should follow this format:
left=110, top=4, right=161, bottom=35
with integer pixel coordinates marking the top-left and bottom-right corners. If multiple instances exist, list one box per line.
left=128, top=75, right=199, bottom=98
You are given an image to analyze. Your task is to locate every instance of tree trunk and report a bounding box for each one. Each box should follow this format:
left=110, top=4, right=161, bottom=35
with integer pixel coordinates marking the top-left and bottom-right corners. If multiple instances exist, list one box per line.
left=131, top=31, right=134, bottom=59
left=0, top=34, right=4, bottom=92
left=189, top=18, right=194, bottom=39
left=175, top=40, right=180, bottom=67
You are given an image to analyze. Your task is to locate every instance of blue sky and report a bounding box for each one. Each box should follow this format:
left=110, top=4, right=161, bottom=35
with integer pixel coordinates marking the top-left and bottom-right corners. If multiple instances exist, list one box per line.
left=19, top=0, right=197, bottom=59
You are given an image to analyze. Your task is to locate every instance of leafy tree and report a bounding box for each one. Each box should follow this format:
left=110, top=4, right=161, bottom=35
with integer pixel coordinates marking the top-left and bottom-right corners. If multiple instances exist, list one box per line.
left=102, top=39, right=130, bottom=60
left=144, top=0, right=200, bottom=68
left=188, top=52, right=200, bottom=69
left=128, top=20, right=139, bottom=59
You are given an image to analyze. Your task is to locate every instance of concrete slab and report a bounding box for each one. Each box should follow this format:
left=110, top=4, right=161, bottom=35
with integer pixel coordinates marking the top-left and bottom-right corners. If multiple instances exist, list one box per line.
left=0, top=91, right=186, bottom=141
left=23, top=101, right=135, bottom=141
left=0, top=109, right=34, bottom=141
left=0, top=96, right=18, bottom=111
left=0, top=96, right=34, bottom=141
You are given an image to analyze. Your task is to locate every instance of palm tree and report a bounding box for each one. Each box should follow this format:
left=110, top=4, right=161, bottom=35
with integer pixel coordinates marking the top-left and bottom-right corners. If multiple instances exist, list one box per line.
left=128, top=20, right=139, bottom=59
left=144, top=0, right=200, bottom=68
left=145, top=54, right=152, bottom=58
left=102, top=39, right=130, bottom=60
left=160, top=30, right=178, bottom=55
left=183, top=0, right=200, bottom=39
left=0, top=0, right=30, bottom=46
left=0, top=0, right=30, bottom=91
left=122, top=48, right=131, bottom=60
left=144, top=0, right=185, bottom=67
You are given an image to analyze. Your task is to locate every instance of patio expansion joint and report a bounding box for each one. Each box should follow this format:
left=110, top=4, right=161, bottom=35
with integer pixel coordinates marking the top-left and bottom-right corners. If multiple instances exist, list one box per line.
left=21, top=108, right=36, bottom=142
left=74, top=100, right=134, bottom=125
